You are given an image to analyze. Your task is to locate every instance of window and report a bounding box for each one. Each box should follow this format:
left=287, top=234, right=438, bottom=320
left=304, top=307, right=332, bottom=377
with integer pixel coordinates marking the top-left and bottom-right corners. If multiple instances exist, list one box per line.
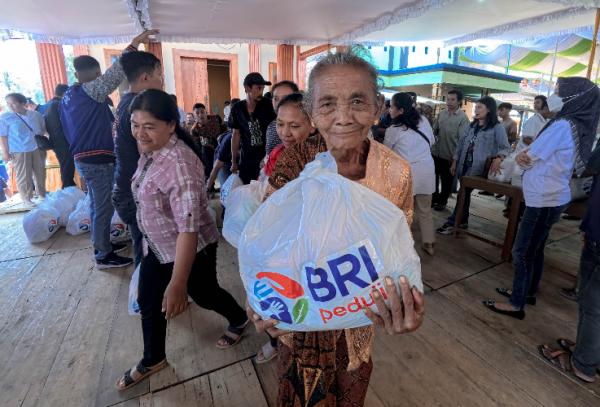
left=425, top=47, right=429, bottom=55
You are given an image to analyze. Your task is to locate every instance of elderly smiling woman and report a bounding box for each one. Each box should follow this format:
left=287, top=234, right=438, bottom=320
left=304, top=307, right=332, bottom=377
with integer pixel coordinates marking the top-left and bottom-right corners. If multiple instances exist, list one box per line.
left=247, top=49, right=425, bottom=406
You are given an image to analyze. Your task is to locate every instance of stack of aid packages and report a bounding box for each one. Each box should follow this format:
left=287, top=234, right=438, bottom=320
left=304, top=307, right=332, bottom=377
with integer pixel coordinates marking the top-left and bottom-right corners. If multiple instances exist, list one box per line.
left=238, top=153, right=423, bottom=331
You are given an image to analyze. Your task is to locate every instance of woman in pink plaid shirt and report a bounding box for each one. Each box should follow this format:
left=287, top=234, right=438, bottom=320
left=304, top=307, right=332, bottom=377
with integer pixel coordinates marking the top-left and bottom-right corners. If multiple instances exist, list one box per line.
left=116, top=89, right=248, bottom=391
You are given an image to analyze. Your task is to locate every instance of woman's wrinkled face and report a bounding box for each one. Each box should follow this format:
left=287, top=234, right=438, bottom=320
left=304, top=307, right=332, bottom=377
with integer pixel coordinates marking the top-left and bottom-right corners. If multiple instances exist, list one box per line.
left=310, top=65, right=380, bottom=151
left=131, top=110, right=176, bottom=153
left=276, top=103, right=315, bottom=148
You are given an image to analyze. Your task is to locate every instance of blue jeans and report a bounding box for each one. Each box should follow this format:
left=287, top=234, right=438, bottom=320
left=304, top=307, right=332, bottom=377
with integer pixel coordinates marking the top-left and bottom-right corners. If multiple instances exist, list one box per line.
left=509, top=204, right=568, bottom=309
left=75, top=161, right=115, bottom=261
left=572, top=239, right=600, bottom=376
left=446, top=188, right=473, bottom=226
left=112, top=185, right=143, bottom=267
left=217, top=165, right=231, bottom=189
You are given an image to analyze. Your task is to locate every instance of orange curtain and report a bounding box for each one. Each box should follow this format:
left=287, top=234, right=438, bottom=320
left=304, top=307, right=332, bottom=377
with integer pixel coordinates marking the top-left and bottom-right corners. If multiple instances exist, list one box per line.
left=276, top=44, right=294, bottom=82
left=35, top=43, right=68, bottom=101
left=248, top=44, right=261, bottom=72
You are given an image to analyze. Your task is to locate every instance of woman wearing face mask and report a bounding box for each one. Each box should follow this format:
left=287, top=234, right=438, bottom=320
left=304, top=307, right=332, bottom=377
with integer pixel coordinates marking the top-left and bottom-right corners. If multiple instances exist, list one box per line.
left=483, top=77, right=600, bottom=320
left=116, top=89, right=249, bottom=391
left=384, top=92, right=436, bottom=255
left=437, top=96, right=511, bottom=235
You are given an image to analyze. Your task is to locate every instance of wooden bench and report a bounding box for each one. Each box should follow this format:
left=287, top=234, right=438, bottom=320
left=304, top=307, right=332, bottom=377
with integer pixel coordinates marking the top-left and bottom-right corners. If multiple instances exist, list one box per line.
left=453, top=176, right=524, bottom=262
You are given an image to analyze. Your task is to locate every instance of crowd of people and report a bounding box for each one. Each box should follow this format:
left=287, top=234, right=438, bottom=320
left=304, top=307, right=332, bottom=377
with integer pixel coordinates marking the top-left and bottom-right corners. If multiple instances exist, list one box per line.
left=0, top=29, right=599, bottom=404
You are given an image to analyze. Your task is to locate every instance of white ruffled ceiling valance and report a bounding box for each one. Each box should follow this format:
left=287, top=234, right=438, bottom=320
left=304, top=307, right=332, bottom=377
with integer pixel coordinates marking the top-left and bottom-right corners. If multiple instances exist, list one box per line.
left=0, top=0, right=600, bottom=45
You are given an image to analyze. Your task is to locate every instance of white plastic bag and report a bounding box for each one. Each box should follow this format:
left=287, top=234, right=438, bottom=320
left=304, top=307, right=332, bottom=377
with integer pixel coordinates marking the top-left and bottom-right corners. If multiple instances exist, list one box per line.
left=128, top=264, right=141, bottom=316
left=487, top=154, right=515, bottom=183
left=223, top=180, right=267, bottom=248
left=46, top=187, right=84, bottom=227
left=66, top=194, right=91, bottom=235
left=110, top=211, right=130, bottom=243
left=22, top=205, right=60, bottom=243
left=239, top=153, right=423, bottom=332
left=220, top=173, right=243, bottom=207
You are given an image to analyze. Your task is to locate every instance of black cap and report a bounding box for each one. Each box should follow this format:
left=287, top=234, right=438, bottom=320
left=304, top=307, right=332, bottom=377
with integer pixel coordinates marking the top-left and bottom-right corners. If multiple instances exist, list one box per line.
left=244, top=72, right=271, bottom=87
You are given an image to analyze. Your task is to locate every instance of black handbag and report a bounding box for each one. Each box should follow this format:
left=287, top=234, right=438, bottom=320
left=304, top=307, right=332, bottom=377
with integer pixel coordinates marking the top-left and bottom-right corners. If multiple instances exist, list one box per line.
left=15, top=113, right=53, bottom=151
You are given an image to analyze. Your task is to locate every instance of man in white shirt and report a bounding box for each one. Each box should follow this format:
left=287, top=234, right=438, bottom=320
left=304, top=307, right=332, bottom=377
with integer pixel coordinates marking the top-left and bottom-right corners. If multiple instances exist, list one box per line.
left=518, top=95, right=552, bottom=150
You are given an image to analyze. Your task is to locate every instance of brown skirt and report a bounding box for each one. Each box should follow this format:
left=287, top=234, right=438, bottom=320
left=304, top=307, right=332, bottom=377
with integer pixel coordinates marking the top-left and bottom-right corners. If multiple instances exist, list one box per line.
left=276, top=331, right=373, bottom=407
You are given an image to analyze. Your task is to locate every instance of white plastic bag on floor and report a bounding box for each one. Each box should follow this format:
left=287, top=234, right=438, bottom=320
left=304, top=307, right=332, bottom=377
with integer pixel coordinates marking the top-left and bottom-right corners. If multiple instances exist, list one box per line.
left=239, top=153, right=423, bottom=332
left=487, top=154, right=515, bottom=183
left=22, top=205, right=60, bottom=243
left=46, top=187, right=84, bottom=227
left=220, top=173, right=243, bottom=207
left=110, top=211, right=130, bottom=243
left=128, top=264, right=141, bottom=316
left=66, top=194, right=91, bottom=235
left=223, top=180, right=267, bottom=248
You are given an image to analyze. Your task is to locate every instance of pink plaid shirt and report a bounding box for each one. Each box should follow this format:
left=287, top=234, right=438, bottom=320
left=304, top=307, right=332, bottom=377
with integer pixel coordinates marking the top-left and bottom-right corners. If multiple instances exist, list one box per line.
left=132, top=135, right=219, bottom=264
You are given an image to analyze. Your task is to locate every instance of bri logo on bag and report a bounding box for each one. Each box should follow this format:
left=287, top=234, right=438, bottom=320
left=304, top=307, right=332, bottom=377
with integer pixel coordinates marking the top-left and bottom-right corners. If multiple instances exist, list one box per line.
left=47, top=219, right=58, bottom=233
left=302, top=241, right=388, bottom=325
left=111, top=223, right=126, bottom=237
left=79, top=219, right=91, bottom=231
left=253, top=241, right=389, bottom=326
left=253, top=272, right=309, bottom=325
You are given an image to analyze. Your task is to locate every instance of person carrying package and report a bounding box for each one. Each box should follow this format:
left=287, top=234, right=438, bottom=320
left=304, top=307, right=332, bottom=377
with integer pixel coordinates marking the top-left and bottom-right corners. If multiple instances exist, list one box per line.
left=246, top=48, right=425, bottom=407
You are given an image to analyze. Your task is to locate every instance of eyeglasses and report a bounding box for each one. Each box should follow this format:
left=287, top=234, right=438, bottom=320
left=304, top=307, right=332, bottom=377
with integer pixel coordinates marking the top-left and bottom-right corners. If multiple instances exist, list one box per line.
left=316, top=99, right=376, bottom=116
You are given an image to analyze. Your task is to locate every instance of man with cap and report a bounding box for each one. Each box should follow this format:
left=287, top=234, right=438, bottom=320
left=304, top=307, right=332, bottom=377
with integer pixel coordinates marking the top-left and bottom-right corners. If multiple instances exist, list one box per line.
left=230, top=72, right=276, bottom=184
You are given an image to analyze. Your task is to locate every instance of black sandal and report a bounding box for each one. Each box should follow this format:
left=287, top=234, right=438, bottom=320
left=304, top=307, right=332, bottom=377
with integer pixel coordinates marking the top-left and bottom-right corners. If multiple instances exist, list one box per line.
left=216, top=319, right=249, bottom=349
left=482, top=299, right=525, bottom=320
left=495, top=288, right=536, bottom=305
left=116, top=359, right=167, bottom=391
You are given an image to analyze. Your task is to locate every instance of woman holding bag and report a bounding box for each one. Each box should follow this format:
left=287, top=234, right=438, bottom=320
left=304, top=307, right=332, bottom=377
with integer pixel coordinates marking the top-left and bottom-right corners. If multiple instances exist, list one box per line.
left=116, top=89, right=248, bottom=391
left=250, top=48, right=425, bottom=407
left=384, top=92, right=436, bottom=256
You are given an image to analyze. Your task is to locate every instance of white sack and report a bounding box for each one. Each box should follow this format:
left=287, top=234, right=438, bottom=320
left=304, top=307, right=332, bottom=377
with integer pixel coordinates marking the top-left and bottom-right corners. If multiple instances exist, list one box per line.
left=22, top=205, right=60, bottom=243
left=223, top=180, right=267, bottom=248
left=220, top=173, right=243, bottom=207
left=66, top=194, right=91, bottom=235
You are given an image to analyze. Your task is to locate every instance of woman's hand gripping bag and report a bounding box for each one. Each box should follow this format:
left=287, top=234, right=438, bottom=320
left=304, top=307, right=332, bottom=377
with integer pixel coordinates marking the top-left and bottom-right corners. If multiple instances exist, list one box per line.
left=238, top=152, right=423, bottom=331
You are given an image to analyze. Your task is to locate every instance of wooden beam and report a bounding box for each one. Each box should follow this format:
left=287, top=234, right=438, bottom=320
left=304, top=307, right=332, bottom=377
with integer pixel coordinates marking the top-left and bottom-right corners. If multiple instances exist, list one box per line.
left=276, top=44, right=294, bottom=82
left=299, top=44, right=331, bottom=60
left=587, top=8, right=600, bottom=79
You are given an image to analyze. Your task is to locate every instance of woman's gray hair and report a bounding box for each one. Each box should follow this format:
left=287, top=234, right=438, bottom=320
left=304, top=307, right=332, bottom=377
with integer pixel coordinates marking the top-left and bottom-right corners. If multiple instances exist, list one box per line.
left=304, top=46, right=382, bottom=114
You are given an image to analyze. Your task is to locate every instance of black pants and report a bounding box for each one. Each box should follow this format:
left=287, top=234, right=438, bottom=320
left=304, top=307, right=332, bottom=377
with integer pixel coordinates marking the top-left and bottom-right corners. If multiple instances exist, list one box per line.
left=138, top=242, right=247, bottom=366
left=433, top=156, right=453, bottom=206
left=54, top=145, right=76, bottom=188
left=201, top=146, right=215, bottom=181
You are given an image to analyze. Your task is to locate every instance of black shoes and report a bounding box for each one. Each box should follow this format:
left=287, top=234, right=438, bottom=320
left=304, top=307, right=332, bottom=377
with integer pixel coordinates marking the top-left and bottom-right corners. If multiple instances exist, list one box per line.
left=96, top=252, right=133, bottom=270
left=482, top=299, right=525, bottom=320
left=495, top=288, right=536, bottom=305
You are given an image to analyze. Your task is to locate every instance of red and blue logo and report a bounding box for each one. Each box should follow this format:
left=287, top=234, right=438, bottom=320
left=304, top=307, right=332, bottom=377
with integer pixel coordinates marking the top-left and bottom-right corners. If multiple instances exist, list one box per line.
left=253, top=272, right=309, bottom=325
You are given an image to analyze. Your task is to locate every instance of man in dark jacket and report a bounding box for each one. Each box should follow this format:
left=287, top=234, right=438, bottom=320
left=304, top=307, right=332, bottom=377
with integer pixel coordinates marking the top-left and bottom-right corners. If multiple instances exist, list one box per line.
left=60, top=29, right=156, bottom=269
left=44, top=84, right=74, bottom=188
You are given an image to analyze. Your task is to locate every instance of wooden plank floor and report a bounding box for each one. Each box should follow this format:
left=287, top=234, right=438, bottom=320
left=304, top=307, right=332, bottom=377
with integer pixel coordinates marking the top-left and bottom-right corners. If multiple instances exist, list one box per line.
left=0, top=193, right=598, bottom=407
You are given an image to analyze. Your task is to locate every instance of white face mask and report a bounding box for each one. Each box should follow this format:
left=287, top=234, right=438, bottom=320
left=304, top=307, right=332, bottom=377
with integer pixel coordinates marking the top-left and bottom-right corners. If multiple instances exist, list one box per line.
left=547, top=93, right=564, bottom=113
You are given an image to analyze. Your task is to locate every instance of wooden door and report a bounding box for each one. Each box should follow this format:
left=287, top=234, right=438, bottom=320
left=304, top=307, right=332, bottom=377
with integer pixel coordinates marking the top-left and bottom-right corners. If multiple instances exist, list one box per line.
left=180, top=57, right=209, bottom=113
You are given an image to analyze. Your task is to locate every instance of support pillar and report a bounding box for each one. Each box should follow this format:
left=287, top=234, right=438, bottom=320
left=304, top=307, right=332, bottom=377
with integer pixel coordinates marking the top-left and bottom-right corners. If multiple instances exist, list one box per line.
left=73, top=45, right=89, bottom=56
left=248, top=44, right=261, bottom=72
left=35, top=42, right=68, bottom=101
left=276, top=44, right=294, bottom=82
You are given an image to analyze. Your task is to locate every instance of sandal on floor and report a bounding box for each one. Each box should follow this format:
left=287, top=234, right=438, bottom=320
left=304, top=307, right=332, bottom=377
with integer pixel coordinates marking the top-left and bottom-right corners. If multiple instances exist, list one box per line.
left=216, top=319, right=249, bottom=349
left=495, top=288, right=536, bottom=305
left=482, top=299, right=525, bottom=320
left=255, top=341, right=279, bottom=364
left=538, top=344, right=596, bottom=383
left=556, top=338, right=576, bottom=353
left=116, top=359, right=168, bottom=391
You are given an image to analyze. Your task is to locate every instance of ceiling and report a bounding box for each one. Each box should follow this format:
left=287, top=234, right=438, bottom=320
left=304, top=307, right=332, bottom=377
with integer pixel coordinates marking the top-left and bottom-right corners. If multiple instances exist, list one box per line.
left=0, top=0, right=599, bottom=45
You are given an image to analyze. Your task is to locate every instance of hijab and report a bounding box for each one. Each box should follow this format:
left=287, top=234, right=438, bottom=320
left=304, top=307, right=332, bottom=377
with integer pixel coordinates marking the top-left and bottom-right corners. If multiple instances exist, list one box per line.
left=542, top=77, right=600, bottom=176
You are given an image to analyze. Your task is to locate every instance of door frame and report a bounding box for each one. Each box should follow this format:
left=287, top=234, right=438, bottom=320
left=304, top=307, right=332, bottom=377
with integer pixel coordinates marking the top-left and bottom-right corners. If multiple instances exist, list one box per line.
left=173, top=49, right=239, bottom=112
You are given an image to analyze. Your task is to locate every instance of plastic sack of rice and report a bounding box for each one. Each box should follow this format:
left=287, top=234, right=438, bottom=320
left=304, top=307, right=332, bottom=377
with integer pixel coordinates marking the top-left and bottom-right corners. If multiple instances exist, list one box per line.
left=66, top=194, right=91, bottom=235
left=223, top=180, right=268, bottom=248
left=239, top=153, right=423, bottom=331
left=22, top=205, right=60, bottom=243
